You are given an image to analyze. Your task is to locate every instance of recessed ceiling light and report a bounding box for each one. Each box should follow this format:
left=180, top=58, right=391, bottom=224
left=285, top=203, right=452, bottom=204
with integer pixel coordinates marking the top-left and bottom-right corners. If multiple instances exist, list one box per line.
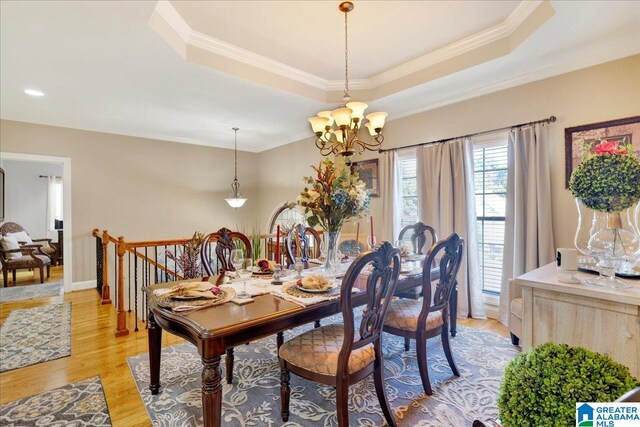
left=24, top=89, right=45, bottom=97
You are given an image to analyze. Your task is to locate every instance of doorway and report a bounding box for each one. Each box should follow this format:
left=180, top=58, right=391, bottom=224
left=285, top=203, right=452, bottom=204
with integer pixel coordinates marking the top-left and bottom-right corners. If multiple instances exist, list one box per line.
left=0, top=152, right=72, bottom=292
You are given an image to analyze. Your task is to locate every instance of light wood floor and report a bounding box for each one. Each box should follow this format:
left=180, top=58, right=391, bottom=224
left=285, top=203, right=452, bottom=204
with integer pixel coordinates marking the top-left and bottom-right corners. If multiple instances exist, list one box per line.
left=4, top=264, right=65, bottom=286
left=0, top=287, right=508, bottom=426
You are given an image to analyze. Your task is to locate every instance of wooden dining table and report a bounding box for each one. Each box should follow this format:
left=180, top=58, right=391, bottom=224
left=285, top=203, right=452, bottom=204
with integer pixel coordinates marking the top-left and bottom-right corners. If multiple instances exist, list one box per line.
left=145, top=266, right=454, bottom=427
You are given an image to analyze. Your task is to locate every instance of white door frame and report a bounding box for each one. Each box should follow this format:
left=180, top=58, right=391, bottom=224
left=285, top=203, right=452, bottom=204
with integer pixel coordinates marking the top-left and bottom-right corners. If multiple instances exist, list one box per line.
left=1, top=152, right=73, bottom=292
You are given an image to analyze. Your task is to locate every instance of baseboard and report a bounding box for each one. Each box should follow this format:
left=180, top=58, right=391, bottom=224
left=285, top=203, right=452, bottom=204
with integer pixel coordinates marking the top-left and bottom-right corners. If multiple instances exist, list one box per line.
left=69, top=280, right=97, bottom=292
left=484, top=304, right=500, bottom=320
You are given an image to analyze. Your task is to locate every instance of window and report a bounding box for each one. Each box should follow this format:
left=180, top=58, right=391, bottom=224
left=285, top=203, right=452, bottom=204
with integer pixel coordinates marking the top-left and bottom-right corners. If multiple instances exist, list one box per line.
left=474, top=138, right=508, bottom=294
left=400, top=154, right=418, bottom=229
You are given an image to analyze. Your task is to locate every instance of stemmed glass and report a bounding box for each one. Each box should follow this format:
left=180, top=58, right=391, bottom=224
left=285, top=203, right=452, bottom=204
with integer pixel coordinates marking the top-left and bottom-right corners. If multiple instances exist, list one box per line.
left=230, top=248, right=244, bottom=275
left=294, top=261, right=304, bottom=279
left=236, top=258, right=253, bottom=299
left=367, top=235, right=377, bottom=251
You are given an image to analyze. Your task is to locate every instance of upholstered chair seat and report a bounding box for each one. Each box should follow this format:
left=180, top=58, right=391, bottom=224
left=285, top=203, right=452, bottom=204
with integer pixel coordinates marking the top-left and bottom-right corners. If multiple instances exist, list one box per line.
left=8, top=255, right=51, bottom=269
left=384, top=299, right=444, bottom=332
left=279, top=324, right=375, bottom=376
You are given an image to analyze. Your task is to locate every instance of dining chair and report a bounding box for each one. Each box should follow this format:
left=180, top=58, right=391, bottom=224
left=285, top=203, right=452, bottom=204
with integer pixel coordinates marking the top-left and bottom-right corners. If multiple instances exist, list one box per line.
left=279, top=241, right=401, bottom=426
left=284, top=224, right=321, bottom=268
left=199, top=227, right=252, bottom=384
left=200, top=227, right=253, bottom=276
left=395, top=221, right=438, bottom=300
left=383, top=232, right=464, bottom=395
left=397, top=222, right=437, bottom=255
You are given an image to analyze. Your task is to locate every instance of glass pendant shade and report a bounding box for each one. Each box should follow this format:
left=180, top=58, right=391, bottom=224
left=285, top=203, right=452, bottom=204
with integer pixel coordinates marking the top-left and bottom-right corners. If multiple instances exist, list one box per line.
left=333, top=129, right=345, bottom=143
left=226, top=197, right=247, bottom=208
left=317, top=111, right=334, bottom=127
left=366, top=112, right=388, bottom=130
left=364, top=122, right=376, bottom=136
left=331, top=107, right=353, bottom=127
left=308, top=116, right=329, bottom=133
left=345, top=102, right=368, bottom=120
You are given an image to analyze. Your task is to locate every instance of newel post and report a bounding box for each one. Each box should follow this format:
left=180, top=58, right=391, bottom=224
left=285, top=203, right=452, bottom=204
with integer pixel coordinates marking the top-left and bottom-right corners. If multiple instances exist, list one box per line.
left=100, top=230, right=112, bottom=305
left=115, top=236, right=130, bottom=337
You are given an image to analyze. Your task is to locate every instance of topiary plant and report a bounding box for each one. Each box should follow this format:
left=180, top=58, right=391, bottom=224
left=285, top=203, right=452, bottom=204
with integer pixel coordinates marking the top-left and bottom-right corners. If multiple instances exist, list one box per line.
left=498, top=342, right=639, bottom=426
left=569, top=140, right=640, bottom=212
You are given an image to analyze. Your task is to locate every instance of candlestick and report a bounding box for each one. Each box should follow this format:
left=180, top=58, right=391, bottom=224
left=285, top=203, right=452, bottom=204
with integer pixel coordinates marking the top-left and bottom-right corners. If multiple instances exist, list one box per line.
left=295, top=227, right=302, bottom=259
left=370, top=216, right=374, bottom=244
left=275, top=225, right=280, bottom=264
left=355, top=222, right=360, bottom=251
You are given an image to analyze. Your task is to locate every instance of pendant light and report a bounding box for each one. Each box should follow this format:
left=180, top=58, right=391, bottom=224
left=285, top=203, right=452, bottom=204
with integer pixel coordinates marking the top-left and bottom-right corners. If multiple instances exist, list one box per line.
left=225, top=127, right=247, bottom=208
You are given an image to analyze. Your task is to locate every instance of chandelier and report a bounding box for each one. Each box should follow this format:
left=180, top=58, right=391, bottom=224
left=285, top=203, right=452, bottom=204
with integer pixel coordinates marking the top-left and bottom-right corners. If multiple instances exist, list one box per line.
left=308, top=1, right=387, bottom=163
left=225, top=127, right=247, bottom=208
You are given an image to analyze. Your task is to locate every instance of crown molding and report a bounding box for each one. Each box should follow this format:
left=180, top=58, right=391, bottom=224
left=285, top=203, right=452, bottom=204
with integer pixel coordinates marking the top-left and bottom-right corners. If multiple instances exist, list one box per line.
left=150, top=0, right=554, bottom=98
left=389, top=41, right=640, bottom=121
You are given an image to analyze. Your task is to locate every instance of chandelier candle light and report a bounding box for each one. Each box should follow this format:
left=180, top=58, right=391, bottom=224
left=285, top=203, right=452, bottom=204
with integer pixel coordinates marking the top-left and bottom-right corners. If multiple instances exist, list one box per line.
left=308, top=2, right=388, bottom=163
left=225, top=127, right=247, bottom=208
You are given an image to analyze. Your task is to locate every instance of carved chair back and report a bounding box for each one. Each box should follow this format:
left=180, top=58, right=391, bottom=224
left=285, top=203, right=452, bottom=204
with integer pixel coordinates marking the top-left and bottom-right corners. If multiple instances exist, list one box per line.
left=337, top=241, right=401, bottom=378
left=284, top=224, right=320, bottom=267
left=419, top=233, right=464, bottom=325
left=200, top=228, right=253, bottom=276
left=0, top=222, right=27, bottom=237
left=398, top=222, right=437, bottom=255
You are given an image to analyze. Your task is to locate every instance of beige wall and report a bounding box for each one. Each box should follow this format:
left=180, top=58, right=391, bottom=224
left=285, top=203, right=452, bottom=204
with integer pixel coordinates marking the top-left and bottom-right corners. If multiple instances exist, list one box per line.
left=2, top=55, right=638, bottom=283
left=0, top=121, right=259, bottom=282
left=256, top=55, right=640, bottom=249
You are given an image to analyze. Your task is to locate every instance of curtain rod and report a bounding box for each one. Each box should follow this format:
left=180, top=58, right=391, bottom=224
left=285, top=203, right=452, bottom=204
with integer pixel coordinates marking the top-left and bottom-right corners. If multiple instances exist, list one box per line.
left=39, top=175, right=61, bottom=178
left=378, top=115, right=556, bottom=153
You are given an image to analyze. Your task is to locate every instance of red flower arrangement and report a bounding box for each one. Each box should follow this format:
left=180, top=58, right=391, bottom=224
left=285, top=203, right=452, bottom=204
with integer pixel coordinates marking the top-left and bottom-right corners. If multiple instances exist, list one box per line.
left=593, top=140, right=629, bottom=155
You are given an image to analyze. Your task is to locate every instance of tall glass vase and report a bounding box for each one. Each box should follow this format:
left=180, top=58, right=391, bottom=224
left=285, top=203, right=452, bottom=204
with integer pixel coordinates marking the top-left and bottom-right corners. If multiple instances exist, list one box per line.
left=575, top=198, right=640, bottom=288
left=323, top=230, right=341, bottom=272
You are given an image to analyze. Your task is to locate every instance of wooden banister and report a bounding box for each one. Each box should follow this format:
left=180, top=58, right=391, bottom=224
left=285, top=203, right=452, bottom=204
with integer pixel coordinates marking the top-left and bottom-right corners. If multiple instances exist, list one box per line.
left=115, top=236, right=129, bottom=337
left=125, top=238, right=190, bottom=248
left=100, top=230, right=112, bottom=305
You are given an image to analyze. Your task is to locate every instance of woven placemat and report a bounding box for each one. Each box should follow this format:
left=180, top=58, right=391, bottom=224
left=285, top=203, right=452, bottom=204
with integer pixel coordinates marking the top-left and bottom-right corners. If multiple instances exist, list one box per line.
left=283, top=283, right=338, bottom=299
left=157, top=286, right=235, bottom=311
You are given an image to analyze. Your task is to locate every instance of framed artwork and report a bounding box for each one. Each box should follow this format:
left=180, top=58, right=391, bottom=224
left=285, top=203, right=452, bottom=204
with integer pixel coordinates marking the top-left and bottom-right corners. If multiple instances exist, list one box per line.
left=350, top=159, right=379, bottom=197
left=564, top=116, right=640, bottom=188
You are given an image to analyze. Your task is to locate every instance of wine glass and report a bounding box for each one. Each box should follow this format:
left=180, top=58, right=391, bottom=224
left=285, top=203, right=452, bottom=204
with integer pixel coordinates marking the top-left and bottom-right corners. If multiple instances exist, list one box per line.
left=367, top=235, right=377, bottom=251
left=294, top=261, right=304, bottom=279
left=236, top=258, right=253, bottom=299
left=230, top=248, right=244, bottom=276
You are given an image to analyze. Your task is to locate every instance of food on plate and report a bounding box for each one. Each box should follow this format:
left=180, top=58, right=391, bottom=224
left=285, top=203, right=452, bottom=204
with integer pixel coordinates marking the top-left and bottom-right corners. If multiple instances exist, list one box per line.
left=255, top=258, right=276, bottom=273
left=296, top=275, right=332, bottom=291
left=164, top=282, right=221, bottom=299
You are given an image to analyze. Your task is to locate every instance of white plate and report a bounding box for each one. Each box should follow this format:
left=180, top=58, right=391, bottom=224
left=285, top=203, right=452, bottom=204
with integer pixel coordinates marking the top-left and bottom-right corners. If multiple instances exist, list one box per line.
left=296, top=285, right=336, bottom=293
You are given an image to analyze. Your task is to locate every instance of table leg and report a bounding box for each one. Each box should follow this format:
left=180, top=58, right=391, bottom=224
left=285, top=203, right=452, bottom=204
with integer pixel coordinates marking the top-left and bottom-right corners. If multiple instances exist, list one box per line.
left=202, top=355, right=223, bottom=427
left=449, top=286, right=458, bottom=337
left=148, top=311, right=162, bottom=394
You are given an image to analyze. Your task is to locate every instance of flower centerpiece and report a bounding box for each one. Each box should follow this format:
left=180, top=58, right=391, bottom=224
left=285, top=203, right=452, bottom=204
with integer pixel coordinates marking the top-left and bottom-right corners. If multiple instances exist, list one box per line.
left=569, top=139, right=640, bottom=286
left=297, top=159, right=370, bottom=269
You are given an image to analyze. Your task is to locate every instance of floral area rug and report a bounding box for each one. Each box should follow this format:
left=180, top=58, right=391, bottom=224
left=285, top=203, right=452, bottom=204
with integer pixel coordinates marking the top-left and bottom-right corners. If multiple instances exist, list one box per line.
left=128, top=316, right=519, bottom=427
left=0, top=281, right=63, bottom=303
left=0, top=376, right=112, bottom=426
left=0, top=302, right=71, bottom=372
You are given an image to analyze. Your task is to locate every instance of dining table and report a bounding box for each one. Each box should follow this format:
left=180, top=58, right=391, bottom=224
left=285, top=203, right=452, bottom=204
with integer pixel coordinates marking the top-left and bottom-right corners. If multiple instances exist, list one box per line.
left=145, top=260, right=455, bottom=427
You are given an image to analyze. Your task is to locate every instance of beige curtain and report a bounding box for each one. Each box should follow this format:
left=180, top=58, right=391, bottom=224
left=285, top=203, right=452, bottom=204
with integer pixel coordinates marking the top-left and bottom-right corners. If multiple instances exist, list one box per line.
left=417, top=138, right=486, bottom=319
left=499, top=124, right=555, bottom=325
left=380, top=151, right=402, bottom=243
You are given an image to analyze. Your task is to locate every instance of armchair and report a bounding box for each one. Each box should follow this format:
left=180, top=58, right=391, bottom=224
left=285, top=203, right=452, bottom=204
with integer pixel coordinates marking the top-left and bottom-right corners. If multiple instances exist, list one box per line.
left=0, top=222, right=57, bottom=263
left=0, top=244, right=51, bottom=286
